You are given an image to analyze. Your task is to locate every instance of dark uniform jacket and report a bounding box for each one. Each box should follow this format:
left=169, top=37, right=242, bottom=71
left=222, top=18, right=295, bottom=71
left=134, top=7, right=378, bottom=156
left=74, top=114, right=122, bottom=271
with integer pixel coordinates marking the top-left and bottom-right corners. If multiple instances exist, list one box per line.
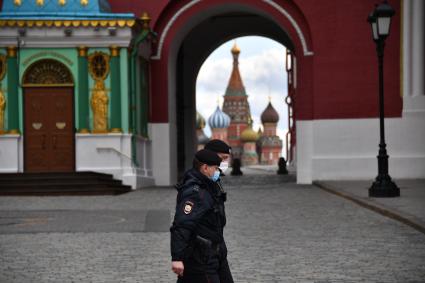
left=170, top=168, right=228, bottom=272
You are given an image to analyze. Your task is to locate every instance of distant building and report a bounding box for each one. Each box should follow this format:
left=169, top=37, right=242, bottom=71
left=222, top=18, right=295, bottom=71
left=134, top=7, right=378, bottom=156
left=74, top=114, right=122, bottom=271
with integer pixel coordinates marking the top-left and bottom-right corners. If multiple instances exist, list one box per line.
left=222, top=43, right=251, bottom=159
left=199, top=43, right=283, bottom=166
left=241, top=118, right=259, bottom=166
left=257, top=100, right=283, bottom=165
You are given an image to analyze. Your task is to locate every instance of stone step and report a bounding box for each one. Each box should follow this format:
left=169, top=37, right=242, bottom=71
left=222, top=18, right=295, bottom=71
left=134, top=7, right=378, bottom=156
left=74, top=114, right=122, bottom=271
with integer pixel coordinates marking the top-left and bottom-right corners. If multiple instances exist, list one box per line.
left=0, top=172, right=131, bottom=196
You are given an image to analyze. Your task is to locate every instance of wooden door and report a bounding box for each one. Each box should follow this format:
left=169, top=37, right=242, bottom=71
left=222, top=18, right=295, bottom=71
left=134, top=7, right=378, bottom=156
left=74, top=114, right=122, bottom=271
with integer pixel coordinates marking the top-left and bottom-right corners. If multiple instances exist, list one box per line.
left=24, top=87, right=75, bottom=172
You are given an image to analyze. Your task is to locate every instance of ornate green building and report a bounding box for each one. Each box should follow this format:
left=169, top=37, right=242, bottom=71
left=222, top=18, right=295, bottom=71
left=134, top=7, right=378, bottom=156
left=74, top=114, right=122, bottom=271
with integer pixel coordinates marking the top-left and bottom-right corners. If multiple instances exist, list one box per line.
left=0, top=0, right=154, bottom=188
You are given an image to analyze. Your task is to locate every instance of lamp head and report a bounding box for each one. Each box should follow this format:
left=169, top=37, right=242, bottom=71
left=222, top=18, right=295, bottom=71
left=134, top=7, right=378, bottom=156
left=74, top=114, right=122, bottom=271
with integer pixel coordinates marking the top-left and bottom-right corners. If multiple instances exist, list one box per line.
left=374, top=1, right=395, bottom=39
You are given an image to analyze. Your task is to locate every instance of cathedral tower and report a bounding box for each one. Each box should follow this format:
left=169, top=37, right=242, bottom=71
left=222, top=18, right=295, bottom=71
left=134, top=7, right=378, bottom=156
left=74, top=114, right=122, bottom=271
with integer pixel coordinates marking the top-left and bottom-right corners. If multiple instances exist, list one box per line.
left=222, top=42, right=251, bottom=158
left=258, top=100, right=282, bottom=165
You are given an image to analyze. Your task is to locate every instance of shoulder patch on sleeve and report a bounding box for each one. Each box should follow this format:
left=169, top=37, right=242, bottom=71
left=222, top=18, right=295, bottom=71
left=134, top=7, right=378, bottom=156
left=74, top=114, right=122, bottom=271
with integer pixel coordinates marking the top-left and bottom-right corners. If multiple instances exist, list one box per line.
left=183, top=201, right=194, bottom=214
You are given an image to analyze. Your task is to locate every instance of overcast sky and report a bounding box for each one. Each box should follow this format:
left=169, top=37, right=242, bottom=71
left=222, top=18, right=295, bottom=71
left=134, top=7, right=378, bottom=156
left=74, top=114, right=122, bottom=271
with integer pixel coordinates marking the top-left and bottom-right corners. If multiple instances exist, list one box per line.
left=196, top=36, right=289, bottom=153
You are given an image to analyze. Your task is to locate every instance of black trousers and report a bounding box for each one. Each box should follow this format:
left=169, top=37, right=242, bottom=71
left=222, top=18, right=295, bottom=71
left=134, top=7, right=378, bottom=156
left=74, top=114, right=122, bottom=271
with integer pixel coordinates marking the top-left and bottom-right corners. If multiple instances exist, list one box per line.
left=177, top=258, right=234, bottom=283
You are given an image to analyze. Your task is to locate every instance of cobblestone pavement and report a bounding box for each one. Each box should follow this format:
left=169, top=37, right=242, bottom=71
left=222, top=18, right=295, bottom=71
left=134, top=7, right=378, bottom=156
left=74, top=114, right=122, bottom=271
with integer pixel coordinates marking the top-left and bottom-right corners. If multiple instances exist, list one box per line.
left=315, top=179, right=425, bottom=230
left=0, top=173, right=425, bottom=283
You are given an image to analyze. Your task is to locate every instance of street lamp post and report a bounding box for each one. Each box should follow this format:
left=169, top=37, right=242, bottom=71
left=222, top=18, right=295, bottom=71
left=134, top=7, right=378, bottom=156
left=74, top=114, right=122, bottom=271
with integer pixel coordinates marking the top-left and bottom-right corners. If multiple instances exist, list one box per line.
left=368, top=1, right=400, bottom=197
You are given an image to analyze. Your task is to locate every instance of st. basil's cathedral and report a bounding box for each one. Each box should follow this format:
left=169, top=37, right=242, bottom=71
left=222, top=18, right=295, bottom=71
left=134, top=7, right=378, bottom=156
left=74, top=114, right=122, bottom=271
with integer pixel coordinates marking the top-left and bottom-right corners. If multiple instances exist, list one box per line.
left=196, top=43, right=283, bottom=166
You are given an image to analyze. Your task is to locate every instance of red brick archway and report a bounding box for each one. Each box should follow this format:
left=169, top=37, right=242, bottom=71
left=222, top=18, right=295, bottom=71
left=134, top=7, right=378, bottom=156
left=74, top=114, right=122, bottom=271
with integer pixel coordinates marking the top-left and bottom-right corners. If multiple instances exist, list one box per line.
left=149, top=0, right=314, bottom=123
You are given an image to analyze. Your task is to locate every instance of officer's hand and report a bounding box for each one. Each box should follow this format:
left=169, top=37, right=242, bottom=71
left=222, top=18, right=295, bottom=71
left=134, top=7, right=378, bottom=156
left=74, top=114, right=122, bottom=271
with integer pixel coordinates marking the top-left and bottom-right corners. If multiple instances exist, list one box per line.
left=172, top=261, right=184, bottom=277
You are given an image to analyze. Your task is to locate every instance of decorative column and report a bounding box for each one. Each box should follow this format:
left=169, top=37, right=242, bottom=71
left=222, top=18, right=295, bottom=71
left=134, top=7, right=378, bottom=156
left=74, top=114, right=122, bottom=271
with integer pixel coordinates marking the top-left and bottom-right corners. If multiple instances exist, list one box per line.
left=6, top=46, right=19, bottom=134
left=109, top=45, right=121, bottom=132
left=77, top=46, right=89, bottom=133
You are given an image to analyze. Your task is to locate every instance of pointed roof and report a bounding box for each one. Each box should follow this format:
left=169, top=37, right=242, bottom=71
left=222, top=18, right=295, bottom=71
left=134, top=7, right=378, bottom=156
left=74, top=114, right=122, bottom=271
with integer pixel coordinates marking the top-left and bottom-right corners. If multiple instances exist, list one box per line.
left=224, top=42, right=247, bottom=97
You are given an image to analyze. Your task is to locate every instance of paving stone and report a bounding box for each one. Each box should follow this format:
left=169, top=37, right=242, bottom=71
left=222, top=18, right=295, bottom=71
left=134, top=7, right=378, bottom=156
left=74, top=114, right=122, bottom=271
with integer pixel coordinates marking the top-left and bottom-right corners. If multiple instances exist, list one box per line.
left=0, top=173, right=424, bottom=282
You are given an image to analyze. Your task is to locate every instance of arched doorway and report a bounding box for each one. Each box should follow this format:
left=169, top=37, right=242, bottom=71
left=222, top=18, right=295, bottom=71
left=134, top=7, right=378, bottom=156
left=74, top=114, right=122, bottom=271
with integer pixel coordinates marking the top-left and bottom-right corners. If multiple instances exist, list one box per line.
left=176, top=22, right=294, bottom=176
left=22, top=59, right=75, bottom=172
left=150, top=0, right=313, bottom=184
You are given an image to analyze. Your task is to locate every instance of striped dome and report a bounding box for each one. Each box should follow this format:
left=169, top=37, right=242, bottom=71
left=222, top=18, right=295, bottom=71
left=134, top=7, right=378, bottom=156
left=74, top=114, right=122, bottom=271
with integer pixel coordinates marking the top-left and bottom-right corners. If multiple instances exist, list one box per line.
left=208, top=106, right=231, bottom=129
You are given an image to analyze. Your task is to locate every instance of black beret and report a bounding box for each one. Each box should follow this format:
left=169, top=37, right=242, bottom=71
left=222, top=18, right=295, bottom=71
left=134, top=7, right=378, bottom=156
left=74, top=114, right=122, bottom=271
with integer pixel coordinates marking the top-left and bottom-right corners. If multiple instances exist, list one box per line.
left=204, top=139, right=232, bottom=154
left=195, top=149, right=222, bottom=166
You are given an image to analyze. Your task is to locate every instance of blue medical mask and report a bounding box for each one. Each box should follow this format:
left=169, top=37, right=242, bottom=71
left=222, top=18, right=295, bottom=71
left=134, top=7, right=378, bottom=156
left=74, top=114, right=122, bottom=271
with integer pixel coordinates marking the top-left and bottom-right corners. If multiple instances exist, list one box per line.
left=211, top=170, right=220, bottom=182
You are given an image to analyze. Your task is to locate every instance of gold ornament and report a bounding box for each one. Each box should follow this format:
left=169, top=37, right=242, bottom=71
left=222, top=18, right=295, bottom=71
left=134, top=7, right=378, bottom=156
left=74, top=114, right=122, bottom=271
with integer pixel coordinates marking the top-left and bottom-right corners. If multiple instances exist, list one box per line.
left=91, top=80, right=109, bottom=133
left=6, top=46, right=17, bottom=58
left=36, top=0, right=44, bottom=6
left=23, top=59, right=73, bottom=86
left=88, top=52, right=110, bottom=81
left=77, top=46, right=88, bottom=57
left=80, top=0, right=88, bottom=6
left=109, top=46, right=120, bottom=57
left=0, top=55, right=6, bottom=81
left=58, top=0, right=66, bottom=6
left=14, top=0, right=22, bottom=6
left=0, top=88, right=5, bottom=134
left=140, top=12, right=151, bottom=30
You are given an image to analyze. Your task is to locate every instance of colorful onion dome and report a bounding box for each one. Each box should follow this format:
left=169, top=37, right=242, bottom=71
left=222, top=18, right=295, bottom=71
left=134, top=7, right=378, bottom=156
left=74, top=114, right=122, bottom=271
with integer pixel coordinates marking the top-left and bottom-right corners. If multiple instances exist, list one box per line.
left=208, top=106, right=231, bottom=129
left=261, top=101, right=279, bottom=123
left=241, top=126, right=259, bottom=142
left=241, top=118, right=258, bottom=142
left=196, top=111, right=206, bottom=129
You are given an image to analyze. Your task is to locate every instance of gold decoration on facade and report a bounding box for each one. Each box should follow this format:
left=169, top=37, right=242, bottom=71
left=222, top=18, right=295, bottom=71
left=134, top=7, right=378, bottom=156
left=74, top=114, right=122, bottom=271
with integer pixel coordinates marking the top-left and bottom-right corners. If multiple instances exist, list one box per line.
left=0, top=19, right=135, bottom=28
left=56, top=122, right=66, bottom=129
left=88, top=52, right=110, bottom=81
left=36, top=0, right=44, bottom=6
left=8, top=129, right=20, bottom=134
left=109, top=46, right=120, bottom=57
left=110, top=128, right=122, bottom=133
left=0, top=55, right=6, bottom=81
left=14, top=0, right=22, bottom=6
left=91, top=80, right=109, bottom=133
left=58, top=0, right=66, bottom=6
left=32, top=122, right=43, bottom=130
left=78, top=46, right=88, bottom=57
left=6, top=46, right=17, bottom=58
left=140, top=12, right=151, bottom=30
left=23, top=59, right=74, bottom=86
left=0, top=88, right=5, bottom=134
left=81, top=0, right=88, bottom=6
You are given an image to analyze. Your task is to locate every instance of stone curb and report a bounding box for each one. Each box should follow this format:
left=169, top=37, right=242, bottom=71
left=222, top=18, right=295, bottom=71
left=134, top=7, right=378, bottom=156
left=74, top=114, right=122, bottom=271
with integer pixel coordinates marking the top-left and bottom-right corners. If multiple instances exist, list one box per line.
left=314, top=181, right=425, bottom=235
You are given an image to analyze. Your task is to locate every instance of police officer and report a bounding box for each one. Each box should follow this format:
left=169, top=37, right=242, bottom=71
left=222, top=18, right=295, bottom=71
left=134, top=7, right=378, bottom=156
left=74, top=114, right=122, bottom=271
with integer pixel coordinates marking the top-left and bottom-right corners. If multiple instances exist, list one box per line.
left=204, top=139, right=234, bottom=282
left=170, top=149, right=233, bottom=283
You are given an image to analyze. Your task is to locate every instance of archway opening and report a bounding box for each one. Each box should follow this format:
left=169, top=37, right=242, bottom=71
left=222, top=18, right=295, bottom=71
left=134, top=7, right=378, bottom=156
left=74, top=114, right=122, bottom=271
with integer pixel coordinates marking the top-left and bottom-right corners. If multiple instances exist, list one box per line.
left=173, top=11, right=297, bottom=177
